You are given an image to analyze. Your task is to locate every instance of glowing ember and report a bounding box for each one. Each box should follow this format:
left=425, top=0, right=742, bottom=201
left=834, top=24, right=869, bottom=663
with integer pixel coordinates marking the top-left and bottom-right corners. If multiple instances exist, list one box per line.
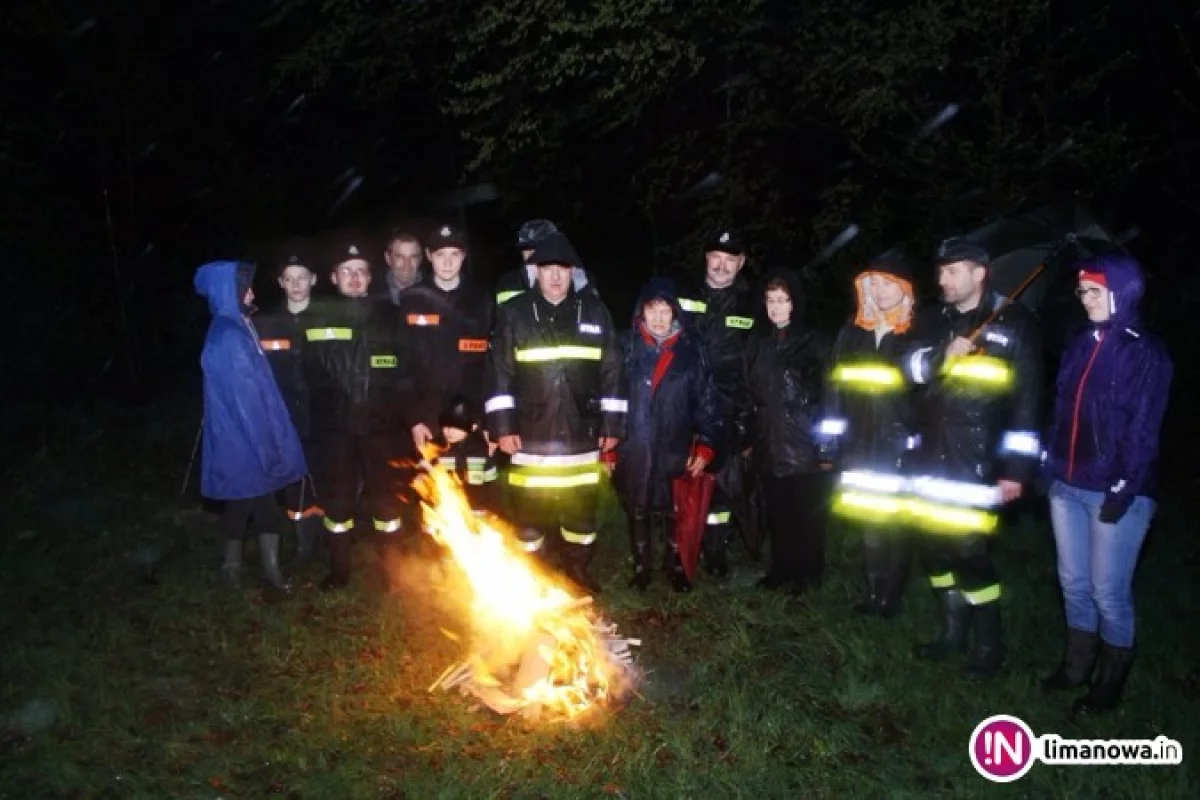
left=413, top=449, right=639, bottom=720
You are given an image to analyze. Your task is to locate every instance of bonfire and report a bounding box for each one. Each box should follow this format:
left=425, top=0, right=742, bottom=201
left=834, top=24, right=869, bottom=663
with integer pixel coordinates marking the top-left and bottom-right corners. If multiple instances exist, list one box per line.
left=412, top=449, right=640, bottom=720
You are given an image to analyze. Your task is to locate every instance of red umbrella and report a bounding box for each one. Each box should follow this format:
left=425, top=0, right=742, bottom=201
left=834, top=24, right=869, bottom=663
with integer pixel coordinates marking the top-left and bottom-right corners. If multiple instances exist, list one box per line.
left=672, top=470, right=716, bottom=581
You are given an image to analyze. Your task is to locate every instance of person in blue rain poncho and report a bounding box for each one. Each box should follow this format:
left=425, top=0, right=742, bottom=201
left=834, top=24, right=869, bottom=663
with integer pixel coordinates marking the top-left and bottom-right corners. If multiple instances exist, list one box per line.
left=194, top=260, right=308, bottom=590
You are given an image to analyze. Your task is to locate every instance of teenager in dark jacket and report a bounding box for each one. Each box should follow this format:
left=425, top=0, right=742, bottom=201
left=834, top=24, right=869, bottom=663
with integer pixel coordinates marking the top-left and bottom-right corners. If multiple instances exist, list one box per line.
left=746, top=268, right=832, bottom=594
left=1041, top=254, right=1172, bottom=714
left=194, top=260, right=307, bottom=590
left=821, top=251, right=920, bottom=617
left=615, top=277, right=722, bottom=592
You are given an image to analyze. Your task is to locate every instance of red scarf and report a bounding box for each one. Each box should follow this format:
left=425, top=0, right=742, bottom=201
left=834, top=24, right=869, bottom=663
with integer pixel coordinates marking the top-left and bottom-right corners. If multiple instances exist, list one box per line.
left=639, top=321, right=681, bottom=395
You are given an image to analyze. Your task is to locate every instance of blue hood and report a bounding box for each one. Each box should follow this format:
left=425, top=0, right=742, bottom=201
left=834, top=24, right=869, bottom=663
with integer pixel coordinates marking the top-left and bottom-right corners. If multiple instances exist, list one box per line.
left=195, top=260, right=254, bottom=319
left=1079, top=253, right=1144, bottom=330
left=631, top=276, right=684, bottom=327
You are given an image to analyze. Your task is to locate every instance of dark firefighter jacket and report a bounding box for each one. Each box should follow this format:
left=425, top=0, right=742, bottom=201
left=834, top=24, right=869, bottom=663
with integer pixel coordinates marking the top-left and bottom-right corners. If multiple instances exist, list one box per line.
left=903, top=290, right=1043, bottom=485
left=614, top=278, right=723, bottom=509
left=394, top=278, right=495, bottom=431
left=822, top=275, right=920, bottom=472
left=676, top=273, right=758, bottom=454
left=746, top=269, right=830, bottom=478
left=299, top=295, right=414, bottom=438
left=484, top=286, right=624, bottom=455
left=254, top=301, right=312, bottom=440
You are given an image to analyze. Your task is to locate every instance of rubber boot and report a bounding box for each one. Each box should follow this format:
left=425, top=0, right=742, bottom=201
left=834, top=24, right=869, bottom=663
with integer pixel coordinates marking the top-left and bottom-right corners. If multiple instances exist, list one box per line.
left=563, top=542, right=602, bottom=597
left=221, top=539, right=243, bottom=586
left=963, top=602, right=1003, bottom=679
left=321, top=533, right=352, bottom=591
left=257, top=533, right=290, bottom=592
left=702, top=522, right=731, bottom=577
left=915, top=589, right=970, bottom=661
left=658, top=513, right=692, bottom=593
left=1041, top=627, right=1100, bottom=692
left=875, top=534, right=910, bottom=619
left=854, top=572, right=887, bottom=616
left=1072, top=642, right=1134, bottom=715
left=627, top=511, right=653, bottom=590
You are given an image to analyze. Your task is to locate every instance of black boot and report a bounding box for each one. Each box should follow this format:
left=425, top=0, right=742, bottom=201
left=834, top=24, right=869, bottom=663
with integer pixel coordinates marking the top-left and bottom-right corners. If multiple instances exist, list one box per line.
left=963, top=602, right=1003, bottom=679
left=627, top=512, right=653, bottom=590
left=660, top=515, right=692, bottom=593
left=563, top=543, right=602, bottom=597
left=293, top=515, right=322, bottom=565
left=915, top=589, right=970, bottom=661
left=877, top=533, right=910, bottom=619
left=854, top=572, right=887, bottom=616
left=321, top=533, right=352, bottom=591
left=1073, top=642, right=1134, bottom=715
left=702, top=522, right=731, bottom=577
left=1041, top=628, right=1100, bottom=692
left=258, top=533, right=291, bottom=592
left=854, top=531, right=887, bottom=614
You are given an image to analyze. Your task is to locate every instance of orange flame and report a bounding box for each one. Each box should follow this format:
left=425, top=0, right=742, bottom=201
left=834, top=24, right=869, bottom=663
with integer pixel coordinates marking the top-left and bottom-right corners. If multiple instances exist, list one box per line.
left=413, top=448, right=626, bottom=719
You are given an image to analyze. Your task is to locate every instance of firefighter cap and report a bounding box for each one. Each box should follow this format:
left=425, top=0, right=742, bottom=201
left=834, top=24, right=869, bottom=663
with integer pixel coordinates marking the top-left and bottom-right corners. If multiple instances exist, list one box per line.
left=704, top=229, right=746, bottom=256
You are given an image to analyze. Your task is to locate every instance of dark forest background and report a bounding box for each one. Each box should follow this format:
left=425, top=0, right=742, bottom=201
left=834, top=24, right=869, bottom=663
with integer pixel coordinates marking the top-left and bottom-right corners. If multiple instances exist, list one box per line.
left=2, top=1, right=1197, bottom=471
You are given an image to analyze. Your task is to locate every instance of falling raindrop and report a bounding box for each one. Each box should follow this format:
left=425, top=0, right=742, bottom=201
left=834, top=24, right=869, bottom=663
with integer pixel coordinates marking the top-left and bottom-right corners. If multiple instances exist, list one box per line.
left=207, top=50, right=224, bottom=63
left=1116, top=226, right=1140, bottom=245
left=327, top=175, right=364, bottom=217
left=139, top=243, right=156, bottom=258
left=285, top=94, right=306, bottom=116
left=65, top=18, right=97, bottom=38
left=678, top=171, right=722, bottom=201
left=912, top=103, right=960, bottom=143
left=714, top=73, right=751, bottom=93
left=803, top=224, right=860, bottom=274
left=331, top=167, right=355, bottom=187
left=140, top=143, right=157, bottom=158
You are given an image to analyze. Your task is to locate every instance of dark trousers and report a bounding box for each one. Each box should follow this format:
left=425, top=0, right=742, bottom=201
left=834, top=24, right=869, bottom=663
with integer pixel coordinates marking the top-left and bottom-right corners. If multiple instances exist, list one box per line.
left=762, top=472, right=831, bottom=587
left=222, top=493, right=283, bottom=541
left=309, top=431, right=407, bottom=535
left=920, top=533, right=1000, bottom=606
left=508, top=471, right=600, bottom=558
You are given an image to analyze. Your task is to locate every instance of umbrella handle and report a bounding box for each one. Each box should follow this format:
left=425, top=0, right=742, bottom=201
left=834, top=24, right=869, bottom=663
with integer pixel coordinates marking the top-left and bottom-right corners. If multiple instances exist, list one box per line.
left=966, top=261, right=1048, bottom=343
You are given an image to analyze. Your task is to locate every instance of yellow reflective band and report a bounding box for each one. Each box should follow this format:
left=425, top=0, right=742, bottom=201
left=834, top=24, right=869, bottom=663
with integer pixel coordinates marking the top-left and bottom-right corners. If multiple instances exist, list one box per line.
left=561, top=528, right=597, bottom=545
left=907, top=499, right=998, bottom=534
left=514, top=345, right=603, bottom=363
left=519, top=536, right=544, bottom=552
left=929, top=572, right=956, bottom=589
left=832, top=490, right=906, bottom=523
left=324, top=517, right=354, bottom=533
left=306, top=327, right=353, bottom=342
left=962, top=584, right=1002, bottom=605
left=678, top=298, right=707, bottom=313
left=508, top=471, right=600, bottom=488
left=725, top=315, right=754, bottom=329
left=374, top=518, right=402, bottom=533
left=467, top=468, right=499, bottom=485
left=942, top=355, right=1012, bottom=388
left=370, top=355, right=397, bottom=368
left=497, top=290, right=523, bottom=304
left=832, top=364, right=905, bottom=391
left=706, top=511, right=732, bottom=525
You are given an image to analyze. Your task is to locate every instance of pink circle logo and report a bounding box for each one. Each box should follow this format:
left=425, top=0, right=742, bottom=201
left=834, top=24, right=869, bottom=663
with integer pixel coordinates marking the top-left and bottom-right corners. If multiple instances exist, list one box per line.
left=968, top=715, right=1036, bottom=782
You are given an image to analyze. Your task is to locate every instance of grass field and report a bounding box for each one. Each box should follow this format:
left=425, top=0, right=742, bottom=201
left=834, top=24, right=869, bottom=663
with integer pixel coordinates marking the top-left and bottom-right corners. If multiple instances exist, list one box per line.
left=2, top=401, right=1196, bottom=799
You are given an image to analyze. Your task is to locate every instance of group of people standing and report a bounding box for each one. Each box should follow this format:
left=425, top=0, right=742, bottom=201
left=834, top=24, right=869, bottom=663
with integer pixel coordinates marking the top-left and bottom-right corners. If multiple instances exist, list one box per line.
left=195, top=217, right=1171, bottom=715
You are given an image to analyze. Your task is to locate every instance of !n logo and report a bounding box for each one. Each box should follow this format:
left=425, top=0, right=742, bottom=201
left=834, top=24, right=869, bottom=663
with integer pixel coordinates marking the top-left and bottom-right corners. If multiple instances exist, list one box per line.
left=969, top=715, right=1036, bottom=783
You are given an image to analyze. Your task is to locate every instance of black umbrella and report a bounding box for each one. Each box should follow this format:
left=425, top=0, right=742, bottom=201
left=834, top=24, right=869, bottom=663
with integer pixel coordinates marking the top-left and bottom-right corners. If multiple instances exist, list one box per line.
left=956, top=202, right=1126, bottom=351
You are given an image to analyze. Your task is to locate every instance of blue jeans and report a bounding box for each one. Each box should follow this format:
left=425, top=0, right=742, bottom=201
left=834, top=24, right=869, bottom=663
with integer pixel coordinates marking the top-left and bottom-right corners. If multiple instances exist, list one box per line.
left=1048, top=481, right=1156, bottom=648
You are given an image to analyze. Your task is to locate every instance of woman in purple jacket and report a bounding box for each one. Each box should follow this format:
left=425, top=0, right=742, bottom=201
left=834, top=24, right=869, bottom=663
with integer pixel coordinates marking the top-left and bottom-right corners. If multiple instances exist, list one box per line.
left=1041, top=254, right=1172, bottom=714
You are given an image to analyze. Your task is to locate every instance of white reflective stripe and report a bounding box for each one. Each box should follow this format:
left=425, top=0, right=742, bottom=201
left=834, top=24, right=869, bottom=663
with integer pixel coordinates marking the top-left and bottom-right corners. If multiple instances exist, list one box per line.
left=600, top=397, right=628, bottom=413
left=1000, top=430, right=1041, bottom=457
left=905, top=434, right=922, bottom=451
left=909, top=347, right=933, bottom=384
left=840, top=470, right=905, bottom=495
left=485, top=394, right=515, bottom=413
left=1111, top=479, right=1127, bottom=494
left=324, top=518, right=354, bottom=533
left=910, top=476, right=1001, bottom=508
left=816, top=418, right=848, bottom=436
left=511, top=450, right=600, bottom=467
left=706, top=511, right=732, bottom=525
left=519, top=534, right=545, bottom=552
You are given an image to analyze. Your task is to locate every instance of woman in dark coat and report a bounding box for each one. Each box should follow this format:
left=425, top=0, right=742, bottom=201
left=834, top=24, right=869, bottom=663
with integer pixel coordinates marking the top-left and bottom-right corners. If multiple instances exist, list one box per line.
left=614, top=277, right=722, bottom=592
left=1041, top=254, right=1172, bottom=714
left=747, top=268, right=832, bottom=594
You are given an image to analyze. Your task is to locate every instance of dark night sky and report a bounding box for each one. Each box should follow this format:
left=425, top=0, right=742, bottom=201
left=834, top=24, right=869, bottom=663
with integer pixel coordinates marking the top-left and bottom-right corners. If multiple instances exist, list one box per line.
left=2, top=1, right=1197, bottom=415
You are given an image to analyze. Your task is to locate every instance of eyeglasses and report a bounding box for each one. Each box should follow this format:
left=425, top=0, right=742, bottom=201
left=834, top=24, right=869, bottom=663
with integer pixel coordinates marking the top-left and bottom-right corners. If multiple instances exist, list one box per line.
left=1074, top=287, right=1103, bottom=300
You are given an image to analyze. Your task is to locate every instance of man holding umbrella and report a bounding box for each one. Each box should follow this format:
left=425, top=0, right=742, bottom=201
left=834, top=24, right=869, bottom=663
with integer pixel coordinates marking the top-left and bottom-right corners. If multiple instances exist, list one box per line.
left=903, top=238, right=1043, bottom=678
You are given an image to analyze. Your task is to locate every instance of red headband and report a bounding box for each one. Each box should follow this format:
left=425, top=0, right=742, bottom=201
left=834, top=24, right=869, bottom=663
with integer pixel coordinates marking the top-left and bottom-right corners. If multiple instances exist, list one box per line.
left=1078, top=269, right=1107, bottom=287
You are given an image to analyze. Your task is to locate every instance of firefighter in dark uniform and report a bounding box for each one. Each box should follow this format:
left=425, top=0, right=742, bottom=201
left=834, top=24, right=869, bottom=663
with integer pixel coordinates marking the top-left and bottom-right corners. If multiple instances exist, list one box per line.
left=902, top=238, right=1043, bottom=678
left=495, top=219, right=599, bottom=308
left=254, top=252, right=323, bottom=562
left=396, top=223, right=494, bottom=453
left=819, top=251, right=920, bottom=617
left=484, top=232, right=624, bottom=595
left=300, top=240, right=417, bottom=590
left=675, top=230, right=760, bottom=577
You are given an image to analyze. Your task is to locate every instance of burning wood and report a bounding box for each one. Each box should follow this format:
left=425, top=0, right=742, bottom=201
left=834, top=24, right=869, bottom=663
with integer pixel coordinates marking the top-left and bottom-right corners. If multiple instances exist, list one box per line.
left=413, top=450, right=641, bottom=719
